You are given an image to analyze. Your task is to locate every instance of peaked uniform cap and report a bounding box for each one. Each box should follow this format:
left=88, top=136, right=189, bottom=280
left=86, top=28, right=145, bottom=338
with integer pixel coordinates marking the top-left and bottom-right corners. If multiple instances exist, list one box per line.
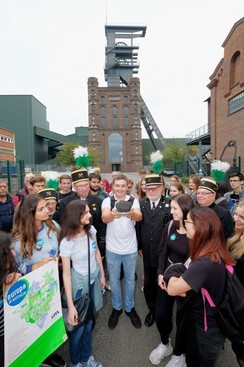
left=71, top=169, right=89, bottom=184
left=38, top=188, right=57, bottom=201
left=145, top=174, right=162, bottom=186
left=199, top=178, right=217, bottom=194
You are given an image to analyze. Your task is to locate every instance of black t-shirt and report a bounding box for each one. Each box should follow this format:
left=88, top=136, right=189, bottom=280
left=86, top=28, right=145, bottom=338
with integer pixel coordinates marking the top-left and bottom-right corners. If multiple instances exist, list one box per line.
left=158, top=222, right=189, bottom=274
left=167, top=231, right=189, bottom=264
left=182, top=256, right=226, bottom=327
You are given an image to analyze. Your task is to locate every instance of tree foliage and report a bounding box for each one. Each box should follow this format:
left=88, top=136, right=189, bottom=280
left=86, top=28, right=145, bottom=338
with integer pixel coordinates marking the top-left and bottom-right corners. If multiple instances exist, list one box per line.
left=162, top=141, right=186, bottom=163
left=56, top=142, right=77, bottom=166
left=56, top=142, right=100, bottom=167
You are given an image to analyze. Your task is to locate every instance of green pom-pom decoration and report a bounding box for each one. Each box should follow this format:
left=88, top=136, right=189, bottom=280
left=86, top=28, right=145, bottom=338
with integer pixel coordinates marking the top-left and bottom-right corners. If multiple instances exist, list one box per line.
left=211, top=169, right=226, bottom=183
left=46, top=179, right=59, bottom=191
left=75, top=155, right=91, bottom=168
left=152, top=161, right=163, bottom=174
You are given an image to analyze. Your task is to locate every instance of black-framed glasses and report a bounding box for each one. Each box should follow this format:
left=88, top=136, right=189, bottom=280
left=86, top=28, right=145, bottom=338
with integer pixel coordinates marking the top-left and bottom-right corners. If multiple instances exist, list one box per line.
left=229, top=179, right=240, bottom=183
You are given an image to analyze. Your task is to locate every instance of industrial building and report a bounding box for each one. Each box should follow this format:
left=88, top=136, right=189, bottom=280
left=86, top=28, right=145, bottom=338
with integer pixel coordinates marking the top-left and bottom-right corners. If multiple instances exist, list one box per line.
left=0, top=18, right=243, bottom=174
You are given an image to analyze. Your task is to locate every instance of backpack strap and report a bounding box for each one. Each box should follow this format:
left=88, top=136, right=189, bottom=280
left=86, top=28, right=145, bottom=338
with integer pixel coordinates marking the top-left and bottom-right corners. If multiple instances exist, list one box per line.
left=201, top=288, right=216, bottom=332
left=128, top=196, right=135, bottom=205
left=200, top=263, right=233, bottom=332
left=225, top=264, right=234, bottom=274
left=110, top=195, right=116, bottom=210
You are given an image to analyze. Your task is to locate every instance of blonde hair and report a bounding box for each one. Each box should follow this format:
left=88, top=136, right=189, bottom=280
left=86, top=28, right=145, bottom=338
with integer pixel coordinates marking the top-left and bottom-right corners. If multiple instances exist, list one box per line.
left=227, top=201, right=244, bottom=260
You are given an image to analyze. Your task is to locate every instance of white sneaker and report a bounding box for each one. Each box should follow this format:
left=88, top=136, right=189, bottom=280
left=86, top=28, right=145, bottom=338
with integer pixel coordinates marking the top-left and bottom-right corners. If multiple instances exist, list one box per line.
left=165, top=354, right=186, bottom=367
left=149, top=340, right=173, bottom=365
left=80, top=355, right=103, bottom=367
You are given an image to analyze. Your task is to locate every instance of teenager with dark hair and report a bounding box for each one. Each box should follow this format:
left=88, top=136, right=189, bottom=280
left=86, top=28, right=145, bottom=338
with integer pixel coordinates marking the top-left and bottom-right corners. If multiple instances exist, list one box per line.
left=59, top=200, right=105, bottom=367
left=150, top=194, right=194, bottom=367
left=224, top=172, right=244, bottom=215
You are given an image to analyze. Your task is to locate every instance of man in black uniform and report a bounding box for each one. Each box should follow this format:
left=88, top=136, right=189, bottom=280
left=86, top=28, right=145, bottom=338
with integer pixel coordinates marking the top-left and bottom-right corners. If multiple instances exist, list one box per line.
left=197, top=177, right=234, bottom=240
left=136, top=174, right=171, bottom=327
left=55, top=168, right=106, bottom=256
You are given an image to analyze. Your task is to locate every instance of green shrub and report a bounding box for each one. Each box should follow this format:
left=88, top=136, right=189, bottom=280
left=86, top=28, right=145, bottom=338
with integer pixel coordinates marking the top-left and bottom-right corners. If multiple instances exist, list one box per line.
left=181, top=176, right=189, bottom=184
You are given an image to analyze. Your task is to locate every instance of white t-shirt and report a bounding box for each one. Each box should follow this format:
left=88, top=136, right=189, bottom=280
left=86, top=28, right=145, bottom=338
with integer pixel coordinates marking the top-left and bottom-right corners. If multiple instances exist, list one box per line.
left=59, top=226, right=97, bottom=275
left=102, top=195, right=140, bottom=255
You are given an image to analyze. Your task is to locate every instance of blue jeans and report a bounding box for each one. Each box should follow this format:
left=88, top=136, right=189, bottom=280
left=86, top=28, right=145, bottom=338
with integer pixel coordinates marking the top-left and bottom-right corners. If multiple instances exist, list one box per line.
left=195, top=323, right=225, bottom=367
left=106, top=250, right=138, bottom=312
left=69, top=284, right=94, bottom=365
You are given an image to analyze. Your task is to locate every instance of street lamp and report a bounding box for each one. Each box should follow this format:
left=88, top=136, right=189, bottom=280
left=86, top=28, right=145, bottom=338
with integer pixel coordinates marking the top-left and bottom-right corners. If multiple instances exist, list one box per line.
left=219, top=140, right=237, bottom=167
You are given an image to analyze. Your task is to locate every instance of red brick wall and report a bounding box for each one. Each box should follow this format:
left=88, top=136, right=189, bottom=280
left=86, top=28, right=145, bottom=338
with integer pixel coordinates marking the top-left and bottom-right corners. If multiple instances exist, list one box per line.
left=208, top=18, right=244, bottom=172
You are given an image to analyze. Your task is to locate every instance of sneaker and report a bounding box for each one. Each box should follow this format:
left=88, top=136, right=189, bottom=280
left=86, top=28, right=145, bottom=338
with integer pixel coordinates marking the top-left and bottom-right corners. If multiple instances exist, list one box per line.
left=125, top=307, right=142, bottom=328
left=41, top=353, right=67, bottom=367
left=80, top=355, right=103, bottom=367
left=108, top=308, right=122, bottom=329
left=165, top=354, right=186, bottom=367
left=149, top=340, right=173, bottom=365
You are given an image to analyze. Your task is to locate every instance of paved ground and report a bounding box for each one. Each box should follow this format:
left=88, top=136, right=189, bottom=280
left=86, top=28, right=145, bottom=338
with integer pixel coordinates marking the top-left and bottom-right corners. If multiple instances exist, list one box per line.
left=57, top=257, right=238, bottom=367
left=56, top=173, right=237, bottom=366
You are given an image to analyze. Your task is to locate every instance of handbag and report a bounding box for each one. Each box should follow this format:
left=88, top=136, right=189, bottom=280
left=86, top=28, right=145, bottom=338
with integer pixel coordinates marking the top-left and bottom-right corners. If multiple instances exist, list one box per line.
left=61, top=234, right=94, bottom=333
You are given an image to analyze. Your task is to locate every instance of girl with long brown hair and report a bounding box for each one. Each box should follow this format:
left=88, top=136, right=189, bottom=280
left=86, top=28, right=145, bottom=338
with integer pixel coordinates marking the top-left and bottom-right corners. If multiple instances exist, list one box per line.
left=12, top=194, right=66, bottom=367
left=59, top=200, right=105, bottom=367
left=12, top=194, right=60, bottom=274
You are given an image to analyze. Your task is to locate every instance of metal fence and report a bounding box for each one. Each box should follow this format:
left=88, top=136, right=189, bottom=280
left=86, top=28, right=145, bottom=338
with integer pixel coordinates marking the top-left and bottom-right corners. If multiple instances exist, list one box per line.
left=0, top=159, right=213, bottom=194
left=0, top=160, right=73, bottom=194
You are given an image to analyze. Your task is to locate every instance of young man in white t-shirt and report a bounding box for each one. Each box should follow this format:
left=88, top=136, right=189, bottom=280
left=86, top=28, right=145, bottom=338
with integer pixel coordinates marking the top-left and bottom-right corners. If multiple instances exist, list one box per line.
left=102, top=173, right=142, bottom=329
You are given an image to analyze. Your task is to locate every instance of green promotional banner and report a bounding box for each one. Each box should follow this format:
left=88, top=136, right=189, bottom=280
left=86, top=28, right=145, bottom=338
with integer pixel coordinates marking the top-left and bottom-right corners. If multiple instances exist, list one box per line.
left=4, top=261, right=67, bottom=367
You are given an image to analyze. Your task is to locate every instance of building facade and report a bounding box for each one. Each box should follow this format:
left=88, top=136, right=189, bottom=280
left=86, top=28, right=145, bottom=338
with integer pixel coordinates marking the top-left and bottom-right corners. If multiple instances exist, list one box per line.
left=88, top=77, right=143, bottom=172
left=0, top=95, right=49, bottom=164
left=207, top=17, right=244, bottom=172
left=0, top=128, right=15, bottom=162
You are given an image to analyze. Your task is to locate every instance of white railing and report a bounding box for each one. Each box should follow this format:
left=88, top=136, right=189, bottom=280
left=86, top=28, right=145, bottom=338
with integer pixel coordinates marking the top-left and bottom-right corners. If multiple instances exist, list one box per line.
left=185, top=124, right=209, bottom=142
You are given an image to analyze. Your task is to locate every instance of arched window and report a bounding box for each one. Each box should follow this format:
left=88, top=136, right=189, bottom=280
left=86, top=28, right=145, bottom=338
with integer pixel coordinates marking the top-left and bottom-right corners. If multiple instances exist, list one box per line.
left=230, top=51, right=241, bottom=87
left=108, top=133, right=123, bottom=163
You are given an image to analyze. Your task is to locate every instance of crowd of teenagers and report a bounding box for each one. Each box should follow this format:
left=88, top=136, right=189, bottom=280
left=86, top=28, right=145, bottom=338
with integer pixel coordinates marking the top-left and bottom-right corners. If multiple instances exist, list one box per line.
left=0, top=167, right=244, bottom=367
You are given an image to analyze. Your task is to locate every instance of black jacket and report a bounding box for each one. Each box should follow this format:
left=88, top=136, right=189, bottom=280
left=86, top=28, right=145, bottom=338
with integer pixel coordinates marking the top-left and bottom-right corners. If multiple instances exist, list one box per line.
left=136, top=196, right=172, bottom=267
left=0, top=194, right=15, bottom=232
left=209, top=202, right=234, bottom=239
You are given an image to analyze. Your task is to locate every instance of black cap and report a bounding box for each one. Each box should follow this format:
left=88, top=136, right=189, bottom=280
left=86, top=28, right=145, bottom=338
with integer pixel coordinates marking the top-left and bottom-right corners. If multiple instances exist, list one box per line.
left=199, top=178, right=217, bottom=194
left=71, top=169, right=89, bottom=184
left=145, top=174, right=162, bottom=186
left=38, top=188, right=57, bottom=201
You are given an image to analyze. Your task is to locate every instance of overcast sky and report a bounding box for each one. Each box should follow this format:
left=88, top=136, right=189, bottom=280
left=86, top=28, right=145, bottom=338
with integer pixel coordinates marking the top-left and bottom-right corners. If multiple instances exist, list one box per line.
left=1, top=1, right=243, bottom=139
